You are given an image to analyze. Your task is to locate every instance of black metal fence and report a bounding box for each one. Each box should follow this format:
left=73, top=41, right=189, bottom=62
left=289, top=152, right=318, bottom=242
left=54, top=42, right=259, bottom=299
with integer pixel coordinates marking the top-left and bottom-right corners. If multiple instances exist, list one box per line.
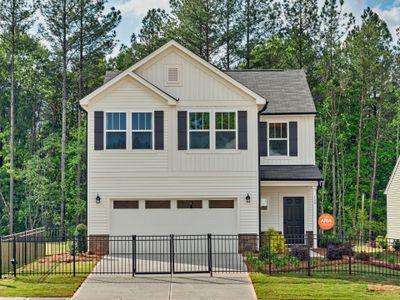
left=1, top=232, right=400, bottom=278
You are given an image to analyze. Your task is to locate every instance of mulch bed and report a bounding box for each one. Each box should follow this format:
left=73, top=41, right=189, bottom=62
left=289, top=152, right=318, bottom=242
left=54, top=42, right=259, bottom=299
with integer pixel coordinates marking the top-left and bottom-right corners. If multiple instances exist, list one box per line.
left=38, top=253, right=101, bottom=263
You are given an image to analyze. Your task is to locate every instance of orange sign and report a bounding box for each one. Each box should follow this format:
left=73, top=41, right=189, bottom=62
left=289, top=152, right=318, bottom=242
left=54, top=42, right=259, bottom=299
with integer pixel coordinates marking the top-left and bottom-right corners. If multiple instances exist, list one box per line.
left=318, top=214, right=335, bottom=230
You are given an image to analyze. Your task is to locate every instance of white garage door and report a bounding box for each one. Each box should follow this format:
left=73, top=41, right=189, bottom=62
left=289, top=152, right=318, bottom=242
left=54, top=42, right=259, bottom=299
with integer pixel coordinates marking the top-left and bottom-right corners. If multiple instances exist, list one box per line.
left=110, top=199, right=237, bottom=236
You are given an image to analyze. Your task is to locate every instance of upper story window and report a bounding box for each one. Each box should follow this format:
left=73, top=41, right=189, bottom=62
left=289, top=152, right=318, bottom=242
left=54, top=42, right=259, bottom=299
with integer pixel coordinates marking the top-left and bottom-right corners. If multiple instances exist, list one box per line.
left=106, top=112, right=126, bottom=149
left=132, top=112, right=153, bottom=149
left=189, top=112, right=210, bottom=149
left=215, top=112, right=236, bottom=149
left=269, top=122, right=288, bottom=156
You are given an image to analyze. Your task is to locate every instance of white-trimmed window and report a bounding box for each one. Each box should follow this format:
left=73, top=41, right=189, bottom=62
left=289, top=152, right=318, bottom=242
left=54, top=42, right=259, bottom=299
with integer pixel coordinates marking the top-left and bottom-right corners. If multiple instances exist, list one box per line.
left=106, top=112, right=126, bottom=149
left=215, top=112, right=236, bottom=149
left=132, top=112, right=153, bottom=149
left=269, top=122, right=288, bottom=156
left=189, top=112, right=210, bottom=149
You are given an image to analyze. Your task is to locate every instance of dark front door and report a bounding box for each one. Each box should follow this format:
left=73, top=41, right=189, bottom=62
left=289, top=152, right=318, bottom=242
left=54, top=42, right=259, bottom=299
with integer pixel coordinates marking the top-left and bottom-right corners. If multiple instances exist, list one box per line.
left=283, top=197, right=304, bottom=244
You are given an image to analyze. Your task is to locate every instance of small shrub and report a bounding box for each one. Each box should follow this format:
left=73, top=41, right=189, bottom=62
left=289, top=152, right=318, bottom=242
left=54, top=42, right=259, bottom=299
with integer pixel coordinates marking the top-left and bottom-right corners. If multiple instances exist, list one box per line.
left=74, top=224, right=88, bottom=254
left=262, top=228, right=285, bottom=254
left=271, top=253, right=300, bottom=268
left=355, top=252, right=370, bottom=261
left=326, top=243, right=348, bottom=260
left=290, top=245, right=310, bottom=261
left=319, top=234, right=340, bottom=248
left=393, top=239, right=400, bottom=251
left=376, top=236, right=388, bottom=249
left=258, top=246, right=269, bottom=261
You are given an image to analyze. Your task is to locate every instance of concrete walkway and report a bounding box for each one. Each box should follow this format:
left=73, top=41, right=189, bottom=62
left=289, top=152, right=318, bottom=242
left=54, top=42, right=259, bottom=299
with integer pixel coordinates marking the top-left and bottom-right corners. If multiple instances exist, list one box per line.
left=71, top=273, right=257, bottom=300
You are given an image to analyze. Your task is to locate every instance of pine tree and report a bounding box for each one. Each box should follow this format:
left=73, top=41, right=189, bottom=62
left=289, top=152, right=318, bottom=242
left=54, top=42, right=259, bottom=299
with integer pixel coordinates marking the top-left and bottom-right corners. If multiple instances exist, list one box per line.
left=0, top=0, right=36, bottom=234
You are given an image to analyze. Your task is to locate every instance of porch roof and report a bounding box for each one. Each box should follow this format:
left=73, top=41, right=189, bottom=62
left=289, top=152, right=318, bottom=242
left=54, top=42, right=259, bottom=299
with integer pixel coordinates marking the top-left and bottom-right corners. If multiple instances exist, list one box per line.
left=260, top=165, right=322, bottom=181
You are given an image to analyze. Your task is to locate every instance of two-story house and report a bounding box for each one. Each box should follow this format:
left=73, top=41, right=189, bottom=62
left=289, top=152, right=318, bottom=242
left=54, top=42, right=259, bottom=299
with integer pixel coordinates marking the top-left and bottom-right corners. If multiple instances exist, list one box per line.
left=79, top=41, right=322, bottom=247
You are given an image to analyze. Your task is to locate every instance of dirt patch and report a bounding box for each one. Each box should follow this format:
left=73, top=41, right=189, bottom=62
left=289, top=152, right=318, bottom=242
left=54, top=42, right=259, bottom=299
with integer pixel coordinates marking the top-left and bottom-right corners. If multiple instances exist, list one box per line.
left=368, top=284, right=400, bottom=292
left=38, top=253, right=101, bottom=263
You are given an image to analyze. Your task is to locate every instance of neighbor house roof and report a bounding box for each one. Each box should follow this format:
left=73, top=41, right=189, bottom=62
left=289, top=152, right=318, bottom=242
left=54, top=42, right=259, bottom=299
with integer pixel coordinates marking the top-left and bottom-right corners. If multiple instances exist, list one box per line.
left=224, top=70, right=316, bottom=115
left=260, top=165, right=322, bottom=181
left=385, top=157, right=400, bottom=194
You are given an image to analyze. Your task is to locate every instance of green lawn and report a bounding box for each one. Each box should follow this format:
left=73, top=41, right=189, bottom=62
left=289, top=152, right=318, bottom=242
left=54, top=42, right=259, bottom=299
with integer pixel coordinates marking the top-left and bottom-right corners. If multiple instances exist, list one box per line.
left=0, top=274, right=87, bottom=297
left=250, top=272, right=400, bottom=300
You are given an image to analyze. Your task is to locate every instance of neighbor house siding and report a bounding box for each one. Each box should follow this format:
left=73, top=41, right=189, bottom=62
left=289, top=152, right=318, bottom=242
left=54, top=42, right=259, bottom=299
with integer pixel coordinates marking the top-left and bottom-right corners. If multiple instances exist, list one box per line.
left=387, top=164, right=400, bottom=239
left=86, top=60, right=260, bottom=236
left=260, top=115, right=315, bottom=165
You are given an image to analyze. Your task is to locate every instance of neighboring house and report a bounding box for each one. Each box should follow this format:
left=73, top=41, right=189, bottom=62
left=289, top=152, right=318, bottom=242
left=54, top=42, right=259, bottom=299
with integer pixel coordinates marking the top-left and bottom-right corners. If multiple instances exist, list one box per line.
left=385, top=157, right=400, bottom=239
left=79, top=40, right=322, bottom=247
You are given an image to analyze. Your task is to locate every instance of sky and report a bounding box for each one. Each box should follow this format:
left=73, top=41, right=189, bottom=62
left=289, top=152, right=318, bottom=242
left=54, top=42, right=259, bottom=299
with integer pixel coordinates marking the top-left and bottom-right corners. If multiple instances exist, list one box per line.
left=106, top=0, right=399, bottom=55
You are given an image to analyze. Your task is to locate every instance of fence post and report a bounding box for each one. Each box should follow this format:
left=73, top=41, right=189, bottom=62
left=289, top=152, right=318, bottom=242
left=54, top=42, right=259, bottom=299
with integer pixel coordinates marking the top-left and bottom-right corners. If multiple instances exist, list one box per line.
left=12, top=235, right=17, bottom=277
left=307, top=243, right=311, bottom=276
left=24, top=232, right=27, bottom=266
left=348, top=236, right=352, bottom=275
left=73, top=236, right=76, bottom=277
left=207, top=233, right=213, bottom=277
left=170, top=234, right=174, bottom=276
left=268, top=235, right=272, bottom=275
left=132, top=235, right=136, bottom=277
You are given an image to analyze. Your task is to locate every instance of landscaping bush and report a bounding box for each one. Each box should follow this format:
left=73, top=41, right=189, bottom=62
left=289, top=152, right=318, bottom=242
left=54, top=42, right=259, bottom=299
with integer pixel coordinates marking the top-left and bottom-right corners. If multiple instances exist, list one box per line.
left=74, top=224, right=88, bottom=254
left=262, top=228, right=285, bottom=254
left=271, top=253, right=300, bottom=268
left=290, top=245, right=310, bottom=261
left=355, top=252, right=370, bottom=261
left=376, top=236, right=388, bottom=249
left=393, top=239, right=400, bottom=251
left=259, top=246, right=269, bottom=261
left=319, top=234, right=340, bottom=248
left=326, top=243, right=351, bottom=260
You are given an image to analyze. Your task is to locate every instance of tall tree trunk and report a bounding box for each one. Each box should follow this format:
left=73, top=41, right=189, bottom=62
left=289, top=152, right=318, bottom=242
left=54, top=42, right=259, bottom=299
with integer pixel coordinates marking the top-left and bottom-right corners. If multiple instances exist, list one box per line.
left=225, top=0, right=230, bottom=69
left=60, top=0, right=67, bottom=238
left=76, top=0, right=83, bottom=225
left=353, top=88, right=365, bottom=229
left=9, top=0, right=16, bottom=234
left=369, top=109, right=381, bottom=241
left=245, top=0, right=250, bottom=68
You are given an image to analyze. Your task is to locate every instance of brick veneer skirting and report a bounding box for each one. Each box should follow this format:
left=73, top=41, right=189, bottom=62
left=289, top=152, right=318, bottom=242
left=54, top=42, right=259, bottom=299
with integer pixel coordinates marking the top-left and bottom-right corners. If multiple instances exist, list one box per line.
left=89, top=234, right=109, bottom=255
left=238, top=233, right=258, bottom=253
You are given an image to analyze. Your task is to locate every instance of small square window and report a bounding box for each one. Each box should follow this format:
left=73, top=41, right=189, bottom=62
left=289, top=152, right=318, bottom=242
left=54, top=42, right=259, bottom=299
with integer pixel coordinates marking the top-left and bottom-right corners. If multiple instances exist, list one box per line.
left=261, top=198, right=269, bottom=211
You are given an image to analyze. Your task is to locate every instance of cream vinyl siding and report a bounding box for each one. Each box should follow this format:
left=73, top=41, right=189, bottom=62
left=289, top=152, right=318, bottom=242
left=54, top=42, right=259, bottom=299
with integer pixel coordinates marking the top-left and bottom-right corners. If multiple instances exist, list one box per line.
left=136, top=49, right=254, bottom=104
left=260, top=115, right=315, bottom=165
left=386, top=160, right=400, bottom=239
left=86, top=49, right=259, bottom=236
left=260, top=186, right=316, bottom=234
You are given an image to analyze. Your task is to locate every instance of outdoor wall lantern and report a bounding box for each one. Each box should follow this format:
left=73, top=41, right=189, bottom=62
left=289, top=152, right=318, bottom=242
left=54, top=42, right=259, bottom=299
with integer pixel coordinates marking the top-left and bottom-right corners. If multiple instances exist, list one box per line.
left=245, top=193, right=251, bottom=203
left=96, top=194, right=101, bottom=204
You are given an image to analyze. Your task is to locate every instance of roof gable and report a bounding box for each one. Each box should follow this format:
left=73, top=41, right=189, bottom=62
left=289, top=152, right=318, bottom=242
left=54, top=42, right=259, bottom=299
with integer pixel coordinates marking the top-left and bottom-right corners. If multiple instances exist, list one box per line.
left=80, top=72, right=177, bottom=109
left=80, top=40, right=266, bottom=108
left=385, top=157, right=400, bottom=194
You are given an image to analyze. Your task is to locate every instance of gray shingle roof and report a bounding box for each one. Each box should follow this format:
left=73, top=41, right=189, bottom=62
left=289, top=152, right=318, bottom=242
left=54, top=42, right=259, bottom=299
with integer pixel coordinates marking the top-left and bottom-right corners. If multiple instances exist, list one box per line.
left=260, top=165, right=322, bottom=181
left=104, top=69, right=316, bottom=114
left=224, top=70, right=316, bottom=114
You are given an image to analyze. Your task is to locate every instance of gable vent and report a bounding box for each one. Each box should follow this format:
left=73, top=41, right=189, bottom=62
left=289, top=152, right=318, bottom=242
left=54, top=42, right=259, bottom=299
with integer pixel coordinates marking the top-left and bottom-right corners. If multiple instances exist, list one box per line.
left=168, top=67, right=179, bottom=82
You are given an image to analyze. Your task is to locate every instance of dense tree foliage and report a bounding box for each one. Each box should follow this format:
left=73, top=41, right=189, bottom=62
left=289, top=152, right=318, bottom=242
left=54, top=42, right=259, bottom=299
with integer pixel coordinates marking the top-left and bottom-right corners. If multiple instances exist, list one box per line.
left=0, top=0, right=399, bottom=239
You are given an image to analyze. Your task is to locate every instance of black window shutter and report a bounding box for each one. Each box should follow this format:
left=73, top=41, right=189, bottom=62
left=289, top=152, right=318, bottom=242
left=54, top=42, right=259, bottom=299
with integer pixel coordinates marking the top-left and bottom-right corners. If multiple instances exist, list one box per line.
left=154, top=111, right=164, bottom=150
left=178, top=111, right=187, bottom=150
left=94, top=111, right=104, bottom=150
left=289, top=121, right=298, bottom=156
left=238, top=111, right=248, bottom=150
left=259, top=122, right=268, bottom=156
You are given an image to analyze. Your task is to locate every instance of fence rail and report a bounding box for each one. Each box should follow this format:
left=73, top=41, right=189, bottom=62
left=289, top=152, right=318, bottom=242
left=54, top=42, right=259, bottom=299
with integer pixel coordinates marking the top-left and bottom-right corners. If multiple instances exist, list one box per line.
left=1, top=232, right=400, bottom=278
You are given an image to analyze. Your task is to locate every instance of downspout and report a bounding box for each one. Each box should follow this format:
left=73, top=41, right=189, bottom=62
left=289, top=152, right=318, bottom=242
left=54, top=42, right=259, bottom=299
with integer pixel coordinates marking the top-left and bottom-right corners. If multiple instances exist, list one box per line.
left=258, top=101, right=268, bottom=246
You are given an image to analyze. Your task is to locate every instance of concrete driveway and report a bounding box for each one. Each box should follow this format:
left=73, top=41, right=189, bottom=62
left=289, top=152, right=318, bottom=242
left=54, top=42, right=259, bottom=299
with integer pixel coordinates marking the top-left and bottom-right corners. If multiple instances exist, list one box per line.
left=71, top=273, right=257, bottom=300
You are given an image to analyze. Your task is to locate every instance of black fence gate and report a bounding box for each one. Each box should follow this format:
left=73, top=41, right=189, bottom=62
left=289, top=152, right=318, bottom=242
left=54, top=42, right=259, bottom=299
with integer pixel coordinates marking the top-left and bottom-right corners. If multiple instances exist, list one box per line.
left=93, top=234, right=247, bottom=275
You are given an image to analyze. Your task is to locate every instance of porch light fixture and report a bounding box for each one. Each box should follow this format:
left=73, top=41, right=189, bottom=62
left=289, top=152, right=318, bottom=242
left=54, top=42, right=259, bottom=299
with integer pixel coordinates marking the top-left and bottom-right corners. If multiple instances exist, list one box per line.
left=96, top=194, right=101, bottom=204
left=245, top=193, right=251, bottom=203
